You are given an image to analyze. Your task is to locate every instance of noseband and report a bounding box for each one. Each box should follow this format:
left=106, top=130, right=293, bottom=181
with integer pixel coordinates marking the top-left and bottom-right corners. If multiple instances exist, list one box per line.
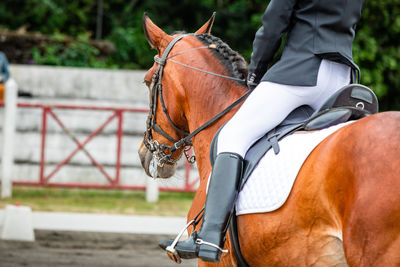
left=144, top=34, right=250, bottom=170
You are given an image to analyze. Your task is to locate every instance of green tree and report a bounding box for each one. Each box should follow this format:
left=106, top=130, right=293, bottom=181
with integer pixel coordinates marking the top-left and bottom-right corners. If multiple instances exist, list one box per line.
left=353, top=0, right=400, bottom=110
left=0, top=0, right=399, bottom=110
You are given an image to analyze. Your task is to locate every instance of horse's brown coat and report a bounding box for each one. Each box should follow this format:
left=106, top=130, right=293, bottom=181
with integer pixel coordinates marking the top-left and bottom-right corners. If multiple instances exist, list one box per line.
left=139, top=15, right=400, bottom=266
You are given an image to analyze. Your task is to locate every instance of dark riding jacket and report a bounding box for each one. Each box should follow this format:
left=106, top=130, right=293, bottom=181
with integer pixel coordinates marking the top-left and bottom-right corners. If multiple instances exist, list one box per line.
left=248, top=0, right=365, bottom=86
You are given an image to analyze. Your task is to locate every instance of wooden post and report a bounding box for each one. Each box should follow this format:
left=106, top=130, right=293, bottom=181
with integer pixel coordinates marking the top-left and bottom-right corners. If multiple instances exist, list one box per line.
left=146, top=178, right=159, bottom=203
left=1, top=78, right=18, bottom=199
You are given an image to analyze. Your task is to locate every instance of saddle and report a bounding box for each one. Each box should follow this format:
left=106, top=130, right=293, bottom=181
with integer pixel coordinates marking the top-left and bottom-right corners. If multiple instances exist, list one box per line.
left=210, top=83, right=379, bottom=189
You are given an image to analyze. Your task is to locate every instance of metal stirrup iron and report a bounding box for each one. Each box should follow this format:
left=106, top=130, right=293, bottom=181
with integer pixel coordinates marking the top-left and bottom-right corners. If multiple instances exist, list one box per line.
left=195, top=239, right=228, bottom=253
left=166, top=219, right=195, bottom=263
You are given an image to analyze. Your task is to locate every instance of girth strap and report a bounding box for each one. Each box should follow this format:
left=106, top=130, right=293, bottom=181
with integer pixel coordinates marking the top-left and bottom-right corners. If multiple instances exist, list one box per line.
left=229, top=212, right=250, bottom=267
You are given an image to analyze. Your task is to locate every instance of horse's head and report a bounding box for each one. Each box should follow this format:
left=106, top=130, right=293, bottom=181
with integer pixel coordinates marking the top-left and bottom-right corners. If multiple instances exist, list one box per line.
left=138, top=13, right=219, bottom=178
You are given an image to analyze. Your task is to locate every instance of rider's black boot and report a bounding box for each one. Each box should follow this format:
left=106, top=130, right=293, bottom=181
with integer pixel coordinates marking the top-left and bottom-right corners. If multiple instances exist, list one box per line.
left=159, top=152, right=243, bottom=263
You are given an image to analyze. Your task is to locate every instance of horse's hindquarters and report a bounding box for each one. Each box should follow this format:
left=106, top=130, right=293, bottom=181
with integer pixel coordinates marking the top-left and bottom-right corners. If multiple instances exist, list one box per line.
left=235, top=113, right=400, bottom=266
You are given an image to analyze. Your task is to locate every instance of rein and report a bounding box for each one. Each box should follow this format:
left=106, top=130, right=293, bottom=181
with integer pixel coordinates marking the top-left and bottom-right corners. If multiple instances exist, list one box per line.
left=144, top=33, right=250, bottom=170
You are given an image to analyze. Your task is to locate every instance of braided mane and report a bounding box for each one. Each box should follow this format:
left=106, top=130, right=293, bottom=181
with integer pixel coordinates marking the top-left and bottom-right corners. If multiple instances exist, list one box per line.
left=196, top=34, right=248, bottom=84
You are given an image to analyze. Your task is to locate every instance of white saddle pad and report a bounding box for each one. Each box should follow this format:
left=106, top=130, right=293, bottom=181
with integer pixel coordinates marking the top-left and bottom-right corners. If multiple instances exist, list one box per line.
left=236, top=122, right=354, bottom=215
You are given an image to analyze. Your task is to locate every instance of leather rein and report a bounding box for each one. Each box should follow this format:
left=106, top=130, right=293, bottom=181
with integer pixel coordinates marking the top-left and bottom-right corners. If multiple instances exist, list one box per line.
left=143, top=33, right=250, bottom=169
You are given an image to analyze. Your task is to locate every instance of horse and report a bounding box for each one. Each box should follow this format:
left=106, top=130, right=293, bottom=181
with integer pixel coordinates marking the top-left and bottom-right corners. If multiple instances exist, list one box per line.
left=138, top=14, right=400, bottom=266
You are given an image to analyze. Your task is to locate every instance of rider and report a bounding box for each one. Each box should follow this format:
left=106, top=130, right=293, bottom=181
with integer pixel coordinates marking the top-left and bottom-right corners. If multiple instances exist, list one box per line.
left=161, top=0, right=366, bottom=263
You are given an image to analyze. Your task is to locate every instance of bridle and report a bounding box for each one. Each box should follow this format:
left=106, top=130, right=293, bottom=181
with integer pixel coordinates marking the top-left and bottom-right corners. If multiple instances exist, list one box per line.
left=143, top=33, right=250, bottom=171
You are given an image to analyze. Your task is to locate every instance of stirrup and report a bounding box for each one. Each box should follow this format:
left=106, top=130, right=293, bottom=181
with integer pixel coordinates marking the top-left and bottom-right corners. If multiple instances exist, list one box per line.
left=166, top=219, right=195, bottom=263
left=165, top=206, right=205, bottom=263
left=195, top=239, right=228, bottom=253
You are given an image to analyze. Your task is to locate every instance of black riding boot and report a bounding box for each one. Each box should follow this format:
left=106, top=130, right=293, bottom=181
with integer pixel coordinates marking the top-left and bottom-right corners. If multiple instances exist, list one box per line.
left=159, top=152, right=243, bottom=263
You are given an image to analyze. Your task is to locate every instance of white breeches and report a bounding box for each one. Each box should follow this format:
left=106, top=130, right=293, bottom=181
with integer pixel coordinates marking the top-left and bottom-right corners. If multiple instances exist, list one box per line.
left=217, top=59, right=351, bottom=157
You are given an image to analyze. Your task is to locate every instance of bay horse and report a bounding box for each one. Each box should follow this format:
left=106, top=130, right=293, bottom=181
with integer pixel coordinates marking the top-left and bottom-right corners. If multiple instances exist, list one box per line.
left=138, top=14, right=400, bottom=266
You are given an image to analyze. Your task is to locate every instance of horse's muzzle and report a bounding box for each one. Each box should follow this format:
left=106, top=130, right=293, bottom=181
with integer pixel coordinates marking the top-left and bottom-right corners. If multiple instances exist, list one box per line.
left=138, top=143, right=177, bottom=178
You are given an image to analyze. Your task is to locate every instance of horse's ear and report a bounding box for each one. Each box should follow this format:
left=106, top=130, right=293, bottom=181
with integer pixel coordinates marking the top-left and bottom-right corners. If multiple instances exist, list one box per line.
left=195, top=12, right=216, bottom=35
left=142, top=13, right=172, bottom=49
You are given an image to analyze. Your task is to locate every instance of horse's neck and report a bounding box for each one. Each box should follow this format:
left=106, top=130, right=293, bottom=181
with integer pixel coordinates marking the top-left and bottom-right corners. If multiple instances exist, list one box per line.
left=185, top=80, right=247, bottom=221
left=188, top=82, right=245, bottom=174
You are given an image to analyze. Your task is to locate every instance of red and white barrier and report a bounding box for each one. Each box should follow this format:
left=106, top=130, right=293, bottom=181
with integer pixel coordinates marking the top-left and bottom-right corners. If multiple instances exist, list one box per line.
left=0, top=89, right=199, bottom=201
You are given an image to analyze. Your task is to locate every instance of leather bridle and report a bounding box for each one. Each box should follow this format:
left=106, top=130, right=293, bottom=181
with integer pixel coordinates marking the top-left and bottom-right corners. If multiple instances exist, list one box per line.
left=143, top=33, right=250, bottom=170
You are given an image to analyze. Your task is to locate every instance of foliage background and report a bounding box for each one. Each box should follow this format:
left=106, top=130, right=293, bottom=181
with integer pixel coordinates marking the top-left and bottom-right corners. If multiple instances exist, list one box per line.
left=0, top=0, right=399, bottom=110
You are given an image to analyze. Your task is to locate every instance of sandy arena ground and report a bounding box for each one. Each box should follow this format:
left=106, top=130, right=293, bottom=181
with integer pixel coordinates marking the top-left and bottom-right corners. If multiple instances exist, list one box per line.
left=0, top=230, right=197, bottom=267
